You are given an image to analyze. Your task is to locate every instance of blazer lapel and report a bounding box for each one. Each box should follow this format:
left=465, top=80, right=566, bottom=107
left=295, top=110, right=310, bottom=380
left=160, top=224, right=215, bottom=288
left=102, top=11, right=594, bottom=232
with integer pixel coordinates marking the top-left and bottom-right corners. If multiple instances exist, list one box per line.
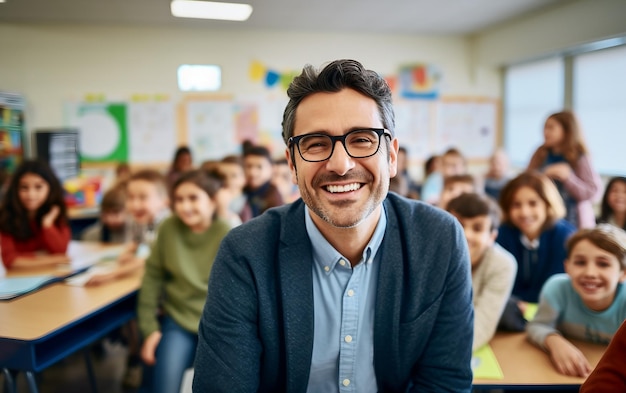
left=278, top=201, right=314, bottom=393
left=374, top=199, right=404, bottom=382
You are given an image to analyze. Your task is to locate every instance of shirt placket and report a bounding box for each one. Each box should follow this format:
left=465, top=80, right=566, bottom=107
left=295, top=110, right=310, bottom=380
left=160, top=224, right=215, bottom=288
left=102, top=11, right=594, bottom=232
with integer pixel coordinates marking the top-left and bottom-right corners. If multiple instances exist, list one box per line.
left=338, top=259, right=362, bottom=392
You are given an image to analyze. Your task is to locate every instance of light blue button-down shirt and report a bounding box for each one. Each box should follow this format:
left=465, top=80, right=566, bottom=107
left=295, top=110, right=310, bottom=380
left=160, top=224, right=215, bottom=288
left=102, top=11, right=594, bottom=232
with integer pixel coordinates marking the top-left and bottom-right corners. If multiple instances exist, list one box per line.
left=304, top=206, right=386, bottom=393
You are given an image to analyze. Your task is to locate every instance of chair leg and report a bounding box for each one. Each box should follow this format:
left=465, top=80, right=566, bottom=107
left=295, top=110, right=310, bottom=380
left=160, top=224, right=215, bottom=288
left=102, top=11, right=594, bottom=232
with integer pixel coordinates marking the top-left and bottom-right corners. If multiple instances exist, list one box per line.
left=84, top=349, right=99, bottom=393
left=2, top=369, right=17, bottom=393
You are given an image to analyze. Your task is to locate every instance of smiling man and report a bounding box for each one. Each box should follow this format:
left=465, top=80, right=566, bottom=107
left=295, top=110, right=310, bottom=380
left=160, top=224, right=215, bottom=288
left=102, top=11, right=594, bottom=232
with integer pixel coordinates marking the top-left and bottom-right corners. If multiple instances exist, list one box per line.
left=193, top=59, right=474, bottom=393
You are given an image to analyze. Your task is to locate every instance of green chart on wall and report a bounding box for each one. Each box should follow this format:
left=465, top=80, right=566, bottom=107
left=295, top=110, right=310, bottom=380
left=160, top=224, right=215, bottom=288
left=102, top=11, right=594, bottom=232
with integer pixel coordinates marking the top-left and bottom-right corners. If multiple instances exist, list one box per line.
left=66, top=103, right=129, bottom=163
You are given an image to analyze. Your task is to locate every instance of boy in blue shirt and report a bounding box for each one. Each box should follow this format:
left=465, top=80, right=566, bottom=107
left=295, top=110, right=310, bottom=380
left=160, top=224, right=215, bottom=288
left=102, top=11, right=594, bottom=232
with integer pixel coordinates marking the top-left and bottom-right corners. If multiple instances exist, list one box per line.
left=527, top=224, right=626, bottom=378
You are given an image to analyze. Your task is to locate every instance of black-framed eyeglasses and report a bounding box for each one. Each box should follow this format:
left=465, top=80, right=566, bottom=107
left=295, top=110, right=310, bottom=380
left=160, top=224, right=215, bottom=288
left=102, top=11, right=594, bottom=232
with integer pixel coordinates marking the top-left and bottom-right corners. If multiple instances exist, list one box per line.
left=288, top=128, right=391, bottom=163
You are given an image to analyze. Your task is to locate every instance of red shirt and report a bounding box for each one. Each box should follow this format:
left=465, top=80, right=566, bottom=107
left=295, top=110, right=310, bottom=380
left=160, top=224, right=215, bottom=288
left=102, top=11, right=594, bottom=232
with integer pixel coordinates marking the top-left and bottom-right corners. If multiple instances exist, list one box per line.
left=1, top=221, right=71, bottom=268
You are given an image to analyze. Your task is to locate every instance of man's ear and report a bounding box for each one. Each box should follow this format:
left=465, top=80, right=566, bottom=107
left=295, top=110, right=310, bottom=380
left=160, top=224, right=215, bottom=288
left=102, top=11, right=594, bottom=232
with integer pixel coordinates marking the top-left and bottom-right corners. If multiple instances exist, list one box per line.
left=388, top=137, right=399, bottom=178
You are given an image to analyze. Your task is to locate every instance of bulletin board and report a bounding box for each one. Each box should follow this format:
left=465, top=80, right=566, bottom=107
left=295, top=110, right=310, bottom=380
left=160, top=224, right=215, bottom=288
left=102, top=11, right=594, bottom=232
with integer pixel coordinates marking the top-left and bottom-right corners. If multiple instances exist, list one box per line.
left=393, top=96, right=500, bottom=162
left=64, top=95, right=499, bottom=167
left=434, top=97, right=500, bottom=160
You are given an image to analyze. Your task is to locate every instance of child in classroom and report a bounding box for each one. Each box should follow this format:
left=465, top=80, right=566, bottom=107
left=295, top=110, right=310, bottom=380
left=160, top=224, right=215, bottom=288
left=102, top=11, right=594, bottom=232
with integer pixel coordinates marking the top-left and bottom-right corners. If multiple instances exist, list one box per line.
left=580, top=319, right=626, bottom=391
left=438, top=174, right=476, bottom=210
left=166, top=146, right=194, bottom=191
left=80, top=182, right=128, bottom=243
left=0, top=159, right=71, bottom=269
left=419, top=154, right=442, bottom=204
left=137, top=169, right=231, bottom=393
left=496, top=171, right=577, bottom=325
left=598, top=176, right=626, bottom=231
left=272, top=157, right=300, bottom=203
left=441, top=147, right=468, bottom=178
left=483, top=148, right=513, bottom=200
left=217, top=155, right=252, bottom=223
left=526, top=224, right=626, bottom=378
left=446, top=192, right=517, bottom=351
left=243, top=145, right=283, bottom=219
left=85, top=169, right=169, bottom=285
left=527, top=110, right=602, bottom=229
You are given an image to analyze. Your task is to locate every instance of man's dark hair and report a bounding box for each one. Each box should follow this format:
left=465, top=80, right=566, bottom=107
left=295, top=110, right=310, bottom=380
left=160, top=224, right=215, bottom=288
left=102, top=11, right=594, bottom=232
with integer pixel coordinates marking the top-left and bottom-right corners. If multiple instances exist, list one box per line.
left=282, top=59, right=394, bottom=145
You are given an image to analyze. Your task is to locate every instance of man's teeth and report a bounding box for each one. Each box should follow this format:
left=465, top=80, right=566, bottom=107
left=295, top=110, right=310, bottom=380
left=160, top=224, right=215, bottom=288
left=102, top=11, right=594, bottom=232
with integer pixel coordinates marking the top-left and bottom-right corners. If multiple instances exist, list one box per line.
left=327, top=183, right=361, bottom=193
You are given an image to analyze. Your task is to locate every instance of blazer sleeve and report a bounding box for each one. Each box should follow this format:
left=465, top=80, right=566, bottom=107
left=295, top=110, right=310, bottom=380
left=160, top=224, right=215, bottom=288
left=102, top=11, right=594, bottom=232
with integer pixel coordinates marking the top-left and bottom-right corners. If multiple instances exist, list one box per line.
left=562, top=154, right=602, bottom=202
left=580, top=320, right=626, bottom=392
left=407, top=220, right=474, bottom=392
left=193, top=234, right=262, bottom=393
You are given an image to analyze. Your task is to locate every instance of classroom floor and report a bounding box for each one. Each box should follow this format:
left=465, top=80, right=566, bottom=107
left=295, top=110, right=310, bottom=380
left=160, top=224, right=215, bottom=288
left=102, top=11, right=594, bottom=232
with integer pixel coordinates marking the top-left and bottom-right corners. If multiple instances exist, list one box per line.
left=1, top=340, right=137, bottom=393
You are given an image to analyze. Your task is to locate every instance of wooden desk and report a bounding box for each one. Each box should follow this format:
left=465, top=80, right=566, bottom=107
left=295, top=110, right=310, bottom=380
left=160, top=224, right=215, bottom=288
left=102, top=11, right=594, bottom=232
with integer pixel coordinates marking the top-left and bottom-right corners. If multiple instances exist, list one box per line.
left=0, top=243, right=137, bottom=392
left=473, top=332, right=607, bottom=390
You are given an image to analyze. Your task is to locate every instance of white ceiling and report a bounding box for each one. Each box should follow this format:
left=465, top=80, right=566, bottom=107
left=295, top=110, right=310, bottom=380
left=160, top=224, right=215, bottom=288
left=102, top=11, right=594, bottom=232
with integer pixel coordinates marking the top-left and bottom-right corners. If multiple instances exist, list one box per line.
left=0, top=0, right=573, bottom=35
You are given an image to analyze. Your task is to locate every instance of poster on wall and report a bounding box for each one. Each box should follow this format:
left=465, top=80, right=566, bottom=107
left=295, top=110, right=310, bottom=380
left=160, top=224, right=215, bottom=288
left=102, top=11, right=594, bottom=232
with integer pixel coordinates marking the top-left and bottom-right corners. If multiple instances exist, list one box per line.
left=65, top=103, right=128, bottom=163
left=434, top=101, right=497, bottom=159
left=127, top=102, right=177, bottom=164
left=185, top=100, right=239, bottom=161
left=394, top=100, right=434, bottom=161
left=0, top=92, right=25, bottom=173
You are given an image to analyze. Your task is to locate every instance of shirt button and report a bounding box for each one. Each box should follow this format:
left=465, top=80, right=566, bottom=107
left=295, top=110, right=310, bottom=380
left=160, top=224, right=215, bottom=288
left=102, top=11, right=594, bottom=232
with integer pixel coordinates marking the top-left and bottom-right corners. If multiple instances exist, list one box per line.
left=324, top=266, right=330, bottom=272
left=345, top=335, right=352, bottom=343
left=339, top=259, right=346, bottom=266
left=347, top=289, right=355, bottom=297
left=342, top=379, right=350, bottom=387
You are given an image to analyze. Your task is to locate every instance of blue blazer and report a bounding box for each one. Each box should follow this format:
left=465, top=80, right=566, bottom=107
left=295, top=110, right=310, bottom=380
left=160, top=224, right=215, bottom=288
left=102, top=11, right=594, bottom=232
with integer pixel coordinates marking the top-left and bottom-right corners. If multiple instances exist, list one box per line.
left=193, top=193, right=474, bottom=392
left=496, top=219, right=576, bottom=303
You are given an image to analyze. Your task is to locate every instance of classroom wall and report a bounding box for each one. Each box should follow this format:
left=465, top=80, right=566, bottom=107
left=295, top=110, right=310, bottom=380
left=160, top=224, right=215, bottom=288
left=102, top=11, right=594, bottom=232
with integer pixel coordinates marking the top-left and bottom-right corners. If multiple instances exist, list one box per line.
left=0, top=23, right=495, bottom=134
left=471, top=0, right=626, bottom=67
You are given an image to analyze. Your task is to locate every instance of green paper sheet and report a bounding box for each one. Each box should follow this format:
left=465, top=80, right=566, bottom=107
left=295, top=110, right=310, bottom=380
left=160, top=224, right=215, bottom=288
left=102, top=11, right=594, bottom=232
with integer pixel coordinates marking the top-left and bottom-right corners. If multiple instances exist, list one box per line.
left=472, top=344, right=504, bottom=380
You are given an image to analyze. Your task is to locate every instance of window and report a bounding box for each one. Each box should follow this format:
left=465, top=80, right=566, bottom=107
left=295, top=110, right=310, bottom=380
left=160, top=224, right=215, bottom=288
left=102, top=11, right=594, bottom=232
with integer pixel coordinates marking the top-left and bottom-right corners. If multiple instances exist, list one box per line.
left=177, top=64, right=221, bottom=92
left=573, top=45, right=626, bottom=175
left=504, top=58, right=564, bottom=168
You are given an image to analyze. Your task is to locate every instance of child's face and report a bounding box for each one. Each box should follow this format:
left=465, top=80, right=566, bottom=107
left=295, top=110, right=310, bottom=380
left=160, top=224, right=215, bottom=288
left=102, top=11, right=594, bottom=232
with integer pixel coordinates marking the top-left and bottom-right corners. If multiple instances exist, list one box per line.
left=442, top=155, right=465, bottom=177
left=543, top=118, right=565, bottom=148
left=173, top=182, right=214, bottom=232
left=608, top=181, right=626, bottom=215
left=451, top=213, right=496, bottom=267
left=101, top=209, right=126, bottom=230
left=565, top=239, right=626, bottom=311
left=126, top=180, right=167, bottom=225
left=18, top=173, right=50, bottom=213
left=440, top=182, right=474, bottom=209
left=244, top=155, right=273, bottom=190
left=220, top=162, right=246, bottom=193
left=509, top=186, right=548, bottom=240
left=175, top=152, right=193, bottom=172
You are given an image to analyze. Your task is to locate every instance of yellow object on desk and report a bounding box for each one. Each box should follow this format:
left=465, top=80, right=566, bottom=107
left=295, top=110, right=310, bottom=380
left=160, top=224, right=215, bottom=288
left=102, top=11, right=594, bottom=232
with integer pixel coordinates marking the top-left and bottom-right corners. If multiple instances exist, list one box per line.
left=472, top=344, right=504, bottom=380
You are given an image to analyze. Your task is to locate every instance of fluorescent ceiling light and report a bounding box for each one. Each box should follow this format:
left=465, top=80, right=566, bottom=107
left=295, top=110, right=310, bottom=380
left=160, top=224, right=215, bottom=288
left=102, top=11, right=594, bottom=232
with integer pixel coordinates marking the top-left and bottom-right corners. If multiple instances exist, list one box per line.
left=171, top=1, right=252, bottom=21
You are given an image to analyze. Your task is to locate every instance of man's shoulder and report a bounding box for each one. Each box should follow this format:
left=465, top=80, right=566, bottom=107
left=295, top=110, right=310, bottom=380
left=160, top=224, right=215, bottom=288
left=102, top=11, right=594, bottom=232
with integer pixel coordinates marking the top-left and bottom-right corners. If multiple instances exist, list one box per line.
left=384, top=193, right=457, bottom=230
left=226, top=201, right=301, bottom=241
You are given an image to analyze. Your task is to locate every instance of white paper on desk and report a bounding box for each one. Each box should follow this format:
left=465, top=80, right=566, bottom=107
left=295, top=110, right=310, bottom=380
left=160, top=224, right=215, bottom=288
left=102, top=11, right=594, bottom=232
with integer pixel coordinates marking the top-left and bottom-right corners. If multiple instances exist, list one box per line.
left=67, top=241, right=125, bottom=269
left=65, top=261, right=118, bottom=287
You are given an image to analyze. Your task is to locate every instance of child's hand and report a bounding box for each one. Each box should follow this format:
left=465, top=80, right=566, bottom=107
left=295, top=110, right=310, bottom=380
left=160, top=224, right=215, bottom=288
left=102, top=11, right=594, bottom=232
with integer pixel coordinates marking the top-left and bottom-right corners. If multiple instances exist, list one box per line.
left=544, top=163, right=572, bottom=182
left=42, top=205, right=60, bottom=228
left=85, top=272, right=116, bottom=286
left=141, top=331, right=163, bottom=366
left=545, top=334, right=592, bottom=377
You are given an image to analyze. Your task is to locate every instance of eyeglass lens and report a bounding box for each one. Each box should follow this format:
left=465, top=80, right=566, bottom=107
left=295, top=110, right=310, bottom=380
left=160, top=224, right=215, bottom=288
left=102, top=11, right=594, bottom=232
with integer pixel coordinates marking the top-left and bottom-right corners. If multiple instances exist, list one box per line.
left=297, top=129, right=382, bottom=161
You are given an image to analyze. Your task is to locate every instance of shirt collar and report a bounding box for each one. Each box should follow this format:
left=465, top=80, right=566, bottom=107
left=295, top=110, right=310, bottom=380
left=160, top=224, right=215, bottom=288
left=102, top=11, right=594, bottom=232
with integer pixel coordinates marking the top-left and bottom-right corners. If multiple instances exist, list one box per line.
left=520, top=234, right=540, bottom=250
left=304, top=205, right=387, bottom=274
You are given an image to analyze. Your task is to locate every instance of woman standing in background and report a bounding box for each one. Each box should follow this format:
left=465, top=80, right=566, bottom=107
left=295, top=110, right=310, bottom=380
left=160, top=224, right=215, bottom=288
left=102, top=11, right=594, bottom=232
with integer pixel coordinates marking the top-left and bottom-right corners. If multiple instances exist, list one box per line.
left=527, top=110, right=601, bottom=228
